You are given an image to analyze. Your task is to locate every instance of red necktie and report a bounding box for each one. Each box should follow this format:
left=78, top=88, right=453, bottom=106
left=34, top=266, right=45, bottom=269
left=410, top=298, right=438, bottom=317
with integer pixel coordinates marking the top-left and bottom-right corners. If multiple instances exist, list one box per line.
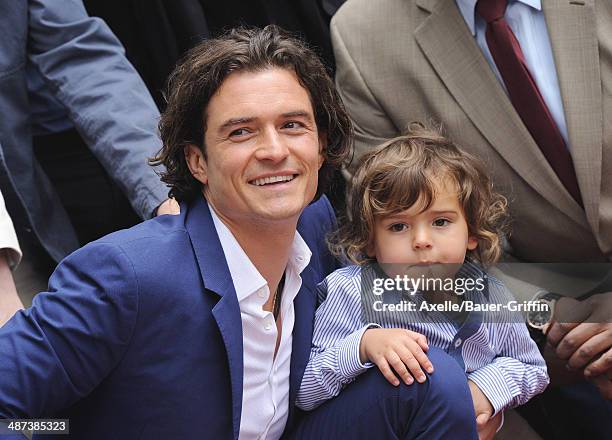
left=476, top=0, right=583, bottom=206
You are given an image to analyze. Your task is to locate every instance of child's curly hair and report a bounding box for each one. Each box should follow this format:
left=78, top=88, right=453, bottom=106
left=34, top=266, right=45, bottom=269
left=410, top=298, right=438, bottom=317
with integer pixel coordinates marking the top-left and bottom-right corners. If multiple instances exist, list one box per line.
left=330, top=123, right=509, bottom=266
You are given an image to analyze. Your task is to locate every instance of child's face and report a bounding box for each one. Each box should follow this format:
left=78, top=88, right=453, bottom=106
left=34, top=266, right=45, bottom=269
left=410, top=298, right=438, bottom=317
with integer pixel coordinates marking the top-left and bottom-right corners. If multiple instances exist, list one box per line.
left=368, top=180, right=478, bottom=265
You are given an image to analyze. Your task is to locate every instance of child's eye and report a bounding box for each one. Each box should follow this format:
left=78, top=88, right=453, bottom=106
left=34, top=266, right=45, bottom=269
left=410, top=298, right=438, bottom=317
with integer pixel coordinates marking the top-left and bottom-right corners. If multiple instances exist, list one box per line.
left=432, top=218, right=450, bottom=227
left=389, top=223, right=408, bottom=232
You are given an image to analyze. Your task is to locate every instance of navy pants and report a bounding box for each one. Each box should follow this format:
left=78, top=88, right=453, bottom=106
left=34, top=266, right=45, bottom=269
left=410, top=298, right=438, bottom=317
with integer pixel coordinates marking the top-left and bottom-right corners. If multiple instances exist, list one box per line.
left=288, top=348, right=478, bottom=439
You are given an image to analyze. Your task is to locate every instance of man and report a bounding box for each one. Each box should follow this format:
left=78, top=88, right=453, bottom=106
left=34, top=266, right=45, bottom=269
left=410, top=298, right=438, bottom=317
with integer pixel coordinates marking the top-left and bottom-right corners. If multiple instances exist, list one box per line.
left=0, top=0, right=177, bottom=307
left=331, top=0, right=612, bottom=437
left=0, top=26, right=478, bottom=439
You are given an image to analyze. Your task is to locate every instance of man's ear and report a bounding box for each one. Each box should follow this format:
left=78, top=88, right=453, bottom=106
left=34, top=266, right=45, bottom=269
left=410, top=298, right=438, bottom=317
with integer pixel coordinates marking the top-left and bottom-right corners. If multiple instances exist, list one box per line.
left=184, top=144, right=208, bottom=185
left=318, top=132, right=327, bottom=170
left=467, top=236, right=478, bottom=251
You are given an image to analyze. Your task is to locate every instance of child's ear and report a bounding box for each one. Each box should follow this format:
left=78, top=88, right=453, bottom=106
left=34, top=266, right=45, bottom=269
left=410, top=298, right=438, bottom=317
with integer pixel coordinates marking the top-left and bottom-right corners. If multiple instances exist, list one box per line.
left=365, top=241, right=376, bottom=258
left=467, top=236, right=478, bottom=251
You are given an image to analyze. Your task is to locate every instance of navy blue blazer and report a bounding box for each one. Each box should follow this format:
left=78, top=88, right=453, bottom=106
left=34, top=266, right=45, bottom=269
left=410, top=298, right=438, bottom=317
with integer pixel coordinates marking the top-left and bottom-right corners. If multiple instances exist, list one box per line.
left=0, top=195, right=339, bottom=439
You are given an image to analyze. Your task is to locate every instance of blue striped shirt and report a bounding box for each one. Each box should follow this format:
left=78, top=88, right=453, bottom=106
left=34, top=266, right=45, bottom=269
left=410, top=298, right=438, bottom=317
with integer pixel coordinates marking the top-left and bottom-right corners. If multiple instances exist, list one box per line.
left=297, top=262, right=549, bottom=414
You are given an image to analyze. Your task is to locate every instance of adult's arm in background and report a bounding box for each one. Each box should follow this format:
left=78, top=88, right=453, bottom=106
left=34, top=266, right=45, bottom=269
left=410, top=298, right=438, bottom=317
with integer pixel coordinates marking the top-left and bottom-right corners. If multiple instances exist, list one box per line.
left=28, top=0, right=170, bottom=218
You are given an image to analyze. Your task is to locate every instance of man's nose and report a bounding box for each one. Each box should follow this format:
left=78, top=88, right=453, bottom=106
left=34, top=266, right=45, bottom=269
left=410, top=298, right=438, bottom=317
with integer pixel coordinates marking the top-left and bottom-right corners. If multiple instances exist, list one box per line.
left=256, top=128, right=290, bottom=162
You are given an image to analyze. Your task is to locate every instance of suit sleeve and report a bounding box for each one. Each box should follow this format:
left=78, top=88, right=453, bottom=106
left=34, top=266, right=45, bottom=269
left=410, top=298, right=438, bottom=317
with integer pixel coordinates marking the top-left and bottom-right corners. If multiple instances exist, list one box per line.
left=27, top=0, right=166, bottom=219
left=0, top=242, right=139, bottom=418
left=330, top=16, right=399, bottom=176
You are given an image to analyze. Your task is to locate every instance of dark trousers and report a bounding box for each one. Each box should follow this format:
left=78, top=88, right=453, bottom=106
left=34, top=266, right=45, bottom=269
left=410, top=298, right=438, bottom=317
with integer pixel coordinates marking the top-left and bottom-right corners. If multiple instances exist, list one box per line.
left=288, top=348, right=478, bottom=440
left=517, top=381, right=612, bottom=440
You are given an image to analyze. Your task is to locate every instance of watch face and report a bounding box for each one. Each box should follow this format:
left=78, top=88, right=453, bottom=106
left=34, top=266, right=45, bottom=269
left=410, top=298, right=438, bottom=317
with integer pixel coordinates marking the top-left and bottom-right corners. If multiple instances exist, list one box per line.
left=527, top=299, right=554, bottom=329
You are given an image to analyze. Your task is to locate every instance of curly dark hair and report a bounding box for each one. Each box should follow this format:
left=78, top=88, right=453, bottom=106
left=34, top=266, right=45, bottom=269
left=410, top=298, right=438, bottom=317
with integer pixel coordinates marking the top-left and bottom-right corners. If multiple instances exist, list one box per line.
left=330, top=123, right=509, bottom=267
left=150, top=25, right=353, bottom=202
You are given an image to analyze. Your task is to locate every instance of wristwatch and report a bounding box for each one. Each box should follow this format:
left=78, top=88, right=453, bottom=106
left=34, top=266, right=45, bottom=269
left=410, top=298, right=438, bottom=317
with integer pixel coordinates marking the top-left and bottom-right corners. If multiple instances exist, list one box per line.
left=527, top=291, right=562, bottom=350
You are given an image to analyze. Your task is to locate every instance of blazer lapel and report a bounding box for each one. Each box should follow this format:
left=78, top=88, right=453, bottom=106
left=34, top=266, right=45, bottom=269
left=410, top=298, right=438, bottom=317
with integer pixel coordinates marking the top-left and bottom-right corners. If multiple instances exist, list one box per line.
left=185, top=197, right=243, bottom=440
left=543, top=0, right=602, bottom=234
left=414, top=0, right=584, bottom=224
left=288, top=264, right=317, bottom=417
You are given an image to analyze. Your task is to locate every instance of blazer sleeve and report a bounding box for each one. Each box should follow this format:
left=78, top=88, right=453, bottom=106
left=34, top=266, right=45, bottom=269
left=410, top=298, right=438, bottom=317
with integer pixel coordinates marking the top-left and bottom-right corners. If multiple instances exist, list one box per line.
left=27, top=0, right=167, bottom=219
left=330, top=16, right=399, bottom=176
left=0, top=242, right=139, bottom=418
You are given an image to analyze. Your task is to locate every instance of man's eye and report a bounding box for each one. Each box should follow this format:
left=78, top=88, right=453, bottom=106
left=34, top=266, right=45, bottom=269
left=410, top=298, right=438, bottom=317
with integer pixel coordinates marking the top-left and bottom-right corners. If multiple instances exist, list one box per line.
left=283, top=121, right=304, bottom=130
left=389, top=223, right=408, bottom=232
left=229, top=128, right=250, bottom=137
left=433, top=218, right=450, bottom=227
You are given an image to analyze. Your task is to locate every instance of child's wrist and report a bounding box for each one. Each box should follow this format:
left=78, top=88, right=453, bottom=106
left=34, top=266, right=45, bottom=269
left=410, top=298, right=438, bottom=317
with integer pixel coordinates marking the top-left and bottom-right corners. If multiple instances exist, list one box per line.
left=358, top=325, right=382, bottom=364
left=359, top=329, right=371, bottom=364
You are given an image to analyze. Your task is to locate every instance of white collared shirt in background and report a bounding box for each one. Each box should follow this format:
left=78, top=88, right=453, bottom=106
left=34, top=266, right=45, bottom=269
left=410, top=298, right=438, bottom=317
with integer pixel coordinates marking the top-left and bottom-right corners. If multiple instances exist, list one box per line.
left=455, top=0, right=571, bottom=148
left=209, top=202, right=312, bottom=440
left=0, top=190, right=21, bottom=270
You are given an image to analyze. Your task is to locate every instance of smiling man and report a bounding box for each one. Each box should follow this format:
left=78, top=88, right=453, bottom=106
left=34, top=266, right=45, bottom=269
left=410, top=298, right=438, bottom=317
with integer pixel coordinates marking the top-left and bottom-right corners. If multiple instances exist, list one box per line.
left=0, top=26, right=477, bottom=440
left=0, top=25, right=347, bottom=440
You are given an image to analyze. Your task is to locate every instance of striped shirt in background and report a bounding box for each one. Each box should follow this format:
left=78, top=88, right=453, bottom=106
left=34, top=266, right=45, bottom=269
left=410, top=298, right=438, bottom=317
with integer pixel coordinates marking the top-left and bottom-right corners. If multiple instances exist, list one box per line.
left=296, top=261, right=549, bottom=414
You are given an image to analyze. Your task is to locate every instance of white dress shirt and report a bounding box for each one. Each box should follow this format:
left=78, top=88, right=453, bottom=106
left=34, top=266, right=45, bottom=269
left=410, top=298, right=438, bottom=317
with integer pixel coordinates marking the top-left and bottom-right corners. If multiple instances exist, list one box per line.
left=456, top=0, right=571, bottom=148
left=209, top=203, right=312, bottom=440
left=0, top=190, right=21, bottom=270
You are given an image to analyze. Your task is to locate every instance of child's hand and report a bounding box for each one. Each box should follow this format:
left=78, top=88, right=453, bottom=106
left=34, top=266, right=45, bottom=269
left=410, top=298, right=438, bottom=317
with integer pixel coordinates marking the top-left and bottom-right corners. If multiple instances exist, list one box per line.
left=359, top=328, right=433, bottom=386
left=468, top=380, right=501, bottom=440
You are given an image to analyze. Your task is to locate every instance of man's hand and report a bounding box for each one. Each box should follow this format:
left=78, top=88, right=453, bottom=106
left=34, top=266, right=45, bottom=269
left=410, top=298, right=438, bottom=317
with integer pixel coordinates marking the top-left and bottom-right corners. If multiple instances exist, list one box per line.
left=468, top=380, right=501, bottom=440
left=359, top=328, right=433, bottom=386
left=155, top=198, right=180, bottom=216
left=545, top=293, right=612, bottom=398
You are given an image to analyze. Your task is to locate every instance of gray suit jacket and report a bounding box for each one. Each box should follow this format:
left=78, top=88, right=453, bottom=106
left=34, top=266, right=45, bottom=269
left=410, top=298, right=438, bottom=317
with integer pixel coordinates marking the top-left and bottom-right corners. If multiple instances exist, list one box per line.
left=0, top=0, right=167, bottom=262
left=332, top=0, right=612, bottom=268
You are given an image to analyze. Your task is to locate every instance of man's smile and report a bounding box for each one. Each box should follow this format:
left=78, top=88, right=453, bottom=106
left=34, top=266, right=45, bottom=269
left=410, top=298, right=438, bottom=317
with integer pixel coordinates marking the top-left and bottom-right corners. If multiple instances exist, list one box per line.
left=249, top=173, right=298, bottom=186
